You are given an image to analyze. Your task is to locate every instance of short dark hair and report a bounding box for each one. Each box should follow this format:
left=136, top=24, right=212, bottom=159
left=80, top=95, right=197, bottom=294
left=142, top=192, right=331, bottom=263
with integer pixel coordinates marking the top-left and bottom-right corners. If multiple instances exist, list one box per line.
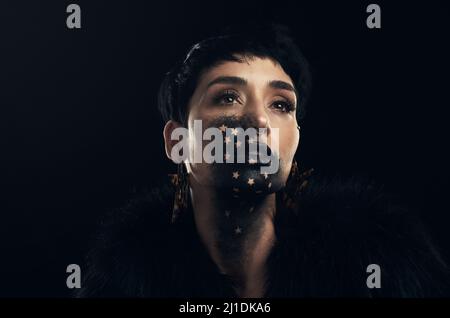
left=158, top=23, right=312, bottom=126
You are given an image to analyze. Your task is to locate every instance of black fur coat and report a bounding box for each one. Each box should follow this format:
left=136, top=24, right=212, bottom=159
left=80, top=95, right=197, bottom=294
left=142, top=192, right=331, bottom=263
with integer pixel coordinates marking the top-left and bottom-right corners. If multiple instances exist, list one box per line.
left=76, top=174, right=449, bottom=298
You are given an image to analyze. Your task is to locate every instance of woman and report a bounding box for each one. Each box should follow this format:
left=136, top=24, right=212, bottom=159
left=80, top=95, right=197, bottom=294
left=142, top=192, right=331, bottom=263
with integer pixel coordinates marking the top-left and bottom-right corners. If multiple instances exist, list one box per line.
left=77, top=24, right=449, bottom=298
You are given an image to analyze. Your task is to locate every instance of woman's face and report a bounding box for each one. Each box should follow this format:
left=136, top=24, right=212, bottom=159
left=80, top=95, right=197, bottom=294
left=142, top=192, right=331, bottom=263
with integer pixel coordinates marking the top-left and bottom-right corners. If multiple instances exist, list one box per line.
left=181, top=56, right=300, bottom=194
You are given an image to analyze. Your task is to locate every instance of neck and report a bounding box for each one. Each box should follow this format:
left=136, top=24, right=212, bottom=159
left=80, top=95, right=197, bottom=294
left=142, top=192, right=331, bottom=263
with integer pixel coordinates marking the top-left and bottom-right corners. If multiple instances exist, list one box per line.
left=189, top=178, right=277, bottom=298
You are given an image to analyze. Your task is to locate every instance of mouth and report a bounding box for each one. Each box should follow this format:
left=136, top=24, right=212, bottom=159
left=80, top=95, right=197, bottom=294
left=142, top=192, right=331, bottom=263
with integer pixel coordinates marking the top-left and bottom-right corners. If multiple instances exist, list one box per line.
left=221, top=136, right=275, bottom=166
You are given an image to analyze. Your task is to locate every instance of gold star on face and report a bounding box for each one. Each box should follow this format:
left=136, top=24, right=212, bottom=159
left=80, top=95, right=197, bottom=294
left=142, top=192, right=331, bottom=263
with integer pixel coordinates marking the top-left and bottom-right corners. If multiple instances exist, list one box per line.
left=236, top=140, right=242, bottom=147
left=225, top=136, right=231, bottom=144
left=225, top=153, right=231, bottom=161
left=249, top=158, right=257, bottom=164
left=219, top=124, right=227, bottom=132
left=235, top=226, right=242, bottom=234
left=232, top=171, right=240, bottom=179
left=225, top=210, right=231, bottom=217
left=231, top=128, right=239, bottom=136
left=247, top=178, right=255, bottom=186
left=268, top=182, right=272, bottom=189
left=262, top=172, right=269, bottom=179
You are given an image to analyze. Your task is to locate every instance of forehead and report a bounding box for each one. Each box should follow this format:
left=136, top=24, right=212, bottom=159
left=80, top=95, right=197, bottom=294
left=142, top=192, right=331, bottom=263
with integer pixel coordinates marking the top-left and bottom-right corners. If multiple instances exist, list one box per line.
left=196, top=57, right=294, bottom=89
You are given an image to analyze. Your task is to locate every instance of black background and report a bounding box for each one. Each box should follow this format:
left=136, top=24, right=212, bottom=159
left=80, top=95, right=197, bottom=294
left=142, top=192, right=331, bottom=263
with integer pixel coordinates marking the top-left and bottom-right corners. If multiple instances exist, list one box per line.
left=1, top=0, right=449, bottom=297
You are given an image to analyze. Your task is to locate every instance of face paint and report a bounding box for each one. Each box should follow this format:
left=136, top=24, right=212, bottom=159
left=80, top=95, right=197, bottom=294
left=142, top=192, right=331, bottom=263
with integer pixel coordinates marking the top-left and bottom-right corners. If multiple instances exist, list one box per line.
left=206, top=115, right=284, bottom=197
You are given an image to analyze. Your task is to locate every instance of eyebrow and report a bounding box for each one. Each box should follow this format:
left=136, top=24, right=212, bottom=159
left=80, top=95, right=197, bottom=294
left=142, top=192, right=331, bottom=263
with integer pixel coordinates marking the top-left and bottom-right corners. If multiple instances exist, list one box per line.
left=268, top=80, right=297, bottom=96
left=206, top=76, right=297, bottom=97
left=206, top=76, right=247, bottom=88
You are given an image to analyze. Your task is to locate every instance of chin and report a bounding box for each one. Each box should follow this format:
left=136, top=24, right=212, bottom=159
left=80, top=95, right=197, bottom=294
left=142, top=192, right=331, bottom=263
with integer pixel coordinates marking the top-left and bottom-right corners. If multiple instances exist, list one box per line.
left=211, top=162, right=284, bottom=197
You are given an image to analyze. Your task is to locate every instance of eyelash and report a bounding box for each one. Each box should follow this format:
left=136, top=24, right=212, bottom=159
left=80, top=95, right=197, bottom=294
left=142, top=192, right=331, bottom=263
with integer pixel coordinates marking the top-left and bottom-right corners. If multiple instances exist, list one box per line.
left=213, top=90, right=296, bottom=113
left=272, top=100, right=296, bottom=113
left=213, top=90, right=241, bottom=105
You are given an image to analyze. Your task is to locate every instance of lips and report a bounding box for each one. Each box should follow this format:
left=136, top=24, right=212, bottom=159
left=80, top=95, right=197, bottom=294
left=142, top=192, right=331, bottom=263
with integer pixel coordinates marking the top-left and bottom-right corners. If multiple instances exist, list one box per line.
left=221, top=132, right=275, bottom=166
left=206, top=116, right=274, bottom=163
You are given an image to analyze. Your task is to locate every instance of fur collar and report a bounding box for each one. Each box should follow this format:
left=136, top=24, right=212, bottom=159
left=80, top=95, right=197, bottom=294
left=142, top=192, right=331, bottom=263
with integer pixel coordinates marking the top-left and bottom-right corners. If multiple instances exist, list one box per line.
left=76, top=173, right=449, bottom=297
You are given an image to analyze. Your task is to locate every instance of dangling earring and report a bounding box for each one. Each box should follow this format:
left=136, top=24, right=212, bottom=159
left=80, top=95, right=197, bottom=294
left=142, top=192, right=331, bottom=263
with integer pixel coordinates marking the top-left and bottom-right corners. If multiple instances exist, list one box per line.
left=282, top=159, right=314, bottom=210
left=169, top=164, right=189, bottom=223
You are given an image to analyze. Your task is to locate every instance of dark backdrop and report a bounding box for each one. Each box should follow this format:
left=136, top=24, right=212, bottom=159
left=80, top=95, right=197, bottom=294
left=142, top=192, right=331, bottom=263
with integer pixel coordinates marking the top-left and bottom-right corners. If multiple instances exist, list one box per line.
left=1, top=0, right=449, bottom=296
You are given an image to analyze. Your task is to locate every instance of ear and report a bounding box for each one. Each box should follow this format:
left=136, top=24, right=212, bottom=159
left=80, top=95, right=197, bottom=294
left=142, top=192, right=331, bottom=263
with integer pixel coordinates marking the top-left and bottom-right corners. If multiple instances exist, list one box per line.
left=163, top=120, right=183, bottom=161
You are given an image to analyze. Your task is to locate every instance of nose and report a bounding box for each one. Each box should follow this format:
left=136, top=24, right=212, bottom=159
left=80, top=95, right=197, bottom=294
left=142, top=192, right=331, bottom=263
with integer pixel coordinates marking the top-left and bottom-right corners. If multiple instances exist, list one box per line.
left=254, top=112, right=269, bottom=130
left=243, top=101, right=271, bottom=134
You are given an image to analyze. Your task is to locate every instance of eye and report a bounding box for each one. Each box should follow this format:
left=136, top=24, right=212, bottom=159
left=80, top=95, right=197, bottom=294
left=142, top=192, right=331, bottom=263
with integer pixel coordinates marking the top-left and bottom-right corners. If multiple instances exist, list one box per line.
left=271, top=100, right=295, bottom=113
left=213, top=90, right=240, bottom=105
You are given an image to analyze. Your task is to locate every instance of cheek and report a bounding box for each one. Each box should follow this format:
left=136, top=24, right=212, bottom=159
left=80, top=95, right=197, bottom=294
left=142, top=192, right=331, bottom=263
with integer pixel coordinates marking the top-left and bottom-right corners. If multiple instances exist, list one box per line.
left=185, top=115, right=220, bottom=186
left=279, top=127, right=299, bottom=158
left=277, top=128, right=299, bottom=181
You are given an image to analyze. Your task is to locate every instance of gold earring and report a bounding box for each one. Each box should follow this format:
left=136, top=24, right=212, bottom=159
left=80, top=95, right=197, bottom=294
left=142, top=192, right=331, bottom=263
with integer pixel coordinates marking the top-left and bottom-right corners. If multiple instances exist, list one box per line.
left=169, top=164, right=189, bottom=223
left=283, top=159, right=314, bottom=210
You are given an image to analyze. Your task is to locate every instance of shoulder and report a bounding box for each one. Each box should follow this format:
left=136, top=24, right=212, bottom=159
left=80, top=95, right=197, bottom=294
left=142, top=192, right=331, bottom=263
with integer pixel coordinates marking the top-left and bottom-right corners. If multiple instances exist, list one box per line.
left=296, top=173, right=412, bottom=232
left=283, top=173, right=450, bottom=297
left=75, top=183, right=175, bottom=297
